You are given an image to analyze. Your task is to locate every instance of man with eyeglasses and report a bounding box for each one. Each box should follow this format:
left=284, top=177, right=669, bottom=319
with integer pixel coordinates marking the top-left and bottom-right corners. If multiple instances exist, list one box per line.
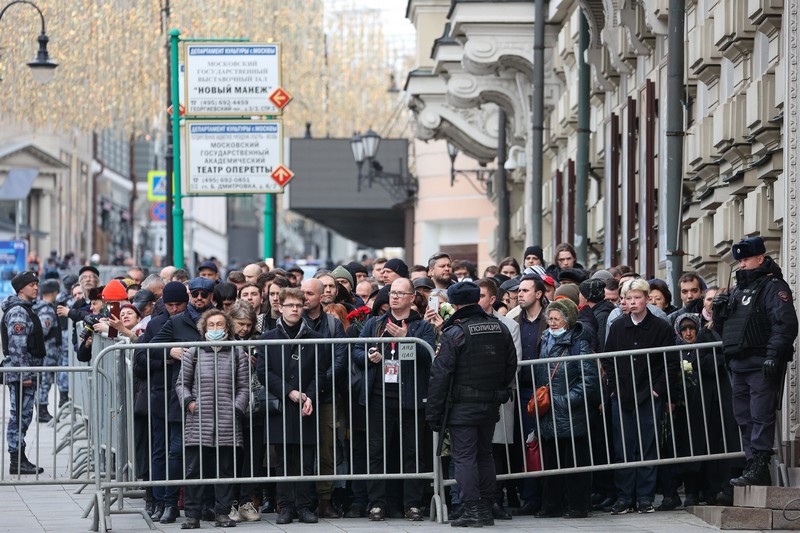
left=144, top=277, right=215, bottom=524
left=56, top=265, right=100, bottom=348
left=353, top=277, right=435, bottom=522
left=428, top=253, right=454, bottom=290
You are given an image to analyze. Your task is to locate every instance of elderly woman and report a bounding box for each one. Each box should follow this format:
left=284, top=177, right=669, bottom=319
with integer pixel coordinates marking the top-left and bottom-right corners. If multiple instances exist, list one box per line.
left=532, top=298, right=598, bottom=519
left=176, top=309, right=249, bottom=529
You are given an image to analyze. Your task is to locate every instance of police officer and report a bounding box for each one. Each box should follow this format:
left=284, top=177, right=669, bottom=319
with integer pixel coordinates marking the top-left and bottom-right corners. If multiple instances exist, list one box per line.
left=33, top=279, right=61, bottom=423
left=714, top=236, right=798, bottom=486
left=1, top=271, right=46, bottom=475
left=427, top=281, right=517, bottom=527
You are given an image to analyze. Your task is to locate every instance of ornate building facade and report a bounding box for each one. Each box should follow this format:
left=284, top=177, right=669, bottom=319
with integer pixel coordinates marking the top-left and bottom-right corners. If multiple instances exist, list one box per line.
left=405, top=0, right=800, bottom=456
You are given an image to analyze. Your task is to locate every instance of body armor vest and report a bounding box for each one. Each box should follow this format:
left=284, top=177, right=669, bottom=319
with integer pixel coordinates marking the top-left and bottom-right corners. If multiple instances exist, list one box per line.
left=451, top=316, right=507, bottom=395
left=722, top=277, right=771, bottom=356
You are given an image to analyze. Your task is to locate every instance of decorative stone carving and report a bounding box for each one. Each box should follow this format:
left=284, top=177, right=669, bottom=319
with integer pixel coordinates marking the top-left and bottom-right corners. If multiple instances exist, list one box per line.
left=462, top=29, right=534, bottom=80
left=636, top=0, right=669, bottom=36
left=782, top=0, right=800, bottom=440
left=578, top=0, right=617, bottom=91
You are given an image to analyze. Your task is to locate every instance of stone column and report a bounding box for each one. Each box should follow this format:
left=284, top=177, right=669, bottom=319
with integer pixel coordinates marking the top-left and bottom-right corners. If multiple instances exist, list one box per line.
left=782, top=0, right=800, bottom=461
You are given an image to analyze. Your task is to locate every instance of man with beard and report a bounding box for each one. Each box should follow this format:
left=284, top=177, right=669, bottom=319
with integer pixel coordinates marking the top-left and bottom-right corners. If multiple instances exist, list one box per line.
left=428, top=253, right=453, bottom=290
left=714, top=237, right=798, bottom=486
left=353, top=277, right=435, bottom=522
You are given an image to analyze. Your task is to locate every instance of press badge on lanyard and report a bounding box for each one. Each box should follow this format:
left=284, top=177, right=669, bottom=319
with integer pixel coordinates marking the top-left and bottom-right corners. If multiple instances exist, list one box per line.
left=384, top=359, right=400, bottom=383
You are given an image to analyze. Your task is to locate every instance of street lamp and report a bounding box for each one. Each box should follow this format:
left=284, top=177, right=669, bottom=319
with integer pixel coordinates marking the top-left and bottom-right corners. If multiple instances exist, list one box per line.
left=350, top=130, right=417, bottom=200
left=446, top=141, right=493, bottom=193
left=0, top=0, right=58, bottom=84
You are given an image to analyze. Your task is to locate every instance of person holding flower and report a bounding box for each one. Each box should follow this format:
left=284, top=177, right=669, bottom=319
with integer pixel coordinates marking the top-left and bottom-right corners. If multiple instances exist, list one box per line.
left=353, top=277, right=436, bottom=522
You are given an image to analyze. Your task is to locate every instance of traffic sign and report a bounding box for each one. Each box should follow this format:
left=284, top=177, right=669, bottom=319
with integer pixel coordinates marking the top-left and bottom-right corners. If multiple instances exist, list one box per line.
left=184, top=43, right=282, bottom=116
left=148, top=171, right=167, bottom=201
left=150, top=202, right=167, bottom=222
left=271, top=165, right=294, bottom=187
left=185, top=121, right=284, bottom=194
left=269, top=87, right=292, bottom=110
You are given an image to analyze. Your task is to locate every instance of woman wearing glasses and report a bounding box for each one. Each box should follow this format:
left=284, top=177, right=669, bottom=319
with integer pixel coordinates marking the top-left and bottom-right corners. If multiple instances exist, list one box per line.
left=532, top=298, right=598, bottom=519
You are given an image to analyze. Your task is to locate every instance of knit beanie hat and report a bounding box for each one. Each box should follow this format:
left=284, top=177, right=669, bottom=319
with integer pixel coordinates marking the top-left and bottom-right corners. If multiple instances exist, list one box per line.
left=554, top=283, right=580, bottom=306
left=11, top=271, right=38, bottom=293
left=546, top=299, right=579, bottom=329
left=579, top=279, right=606, bottom=303
left=162, top=281, right=189, bottom=303
left=383, top=258, right=409, bottom=278
left=523, top=245, right=544, bottom=266
left=331, top=265, right=354, bottom=287
left=102, top=279, right=129, bottom=301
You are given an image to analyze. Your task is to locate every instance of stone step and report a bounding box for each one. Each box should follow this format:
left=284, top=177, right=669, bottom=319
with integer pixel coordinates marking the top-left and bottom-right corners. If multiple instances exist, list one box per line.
left=689, top=505, right=800, bottom=530
left=734, top=486, right=800, bottom=510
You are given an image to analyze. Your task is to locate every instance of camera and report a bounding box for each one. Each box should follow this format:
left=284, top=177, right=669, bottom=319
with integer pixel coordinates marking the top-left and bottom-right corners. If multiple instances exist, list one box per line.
left=80, top=314, right=103, bottom=342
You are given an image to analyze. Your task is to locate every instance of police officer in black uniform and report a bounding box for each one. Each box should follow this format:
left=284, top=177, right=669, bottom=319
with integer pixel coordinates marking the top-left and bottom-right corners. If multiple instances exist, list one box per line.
left=714, top=236, right=798, bottom=486
left=427, top=281, right=517, bottom=527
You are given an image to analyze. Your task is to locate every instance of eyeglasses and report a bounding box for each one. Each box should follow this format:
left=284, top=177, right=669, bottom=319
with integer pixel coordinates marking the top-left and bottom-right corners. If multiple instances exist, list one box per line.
left=190, top=290, right=210, bottom=298
left=546, top=317, right=565, bottom=323
left=389, top=291, right=413, bottom=298
left=281, top=303, right=304, bottom=309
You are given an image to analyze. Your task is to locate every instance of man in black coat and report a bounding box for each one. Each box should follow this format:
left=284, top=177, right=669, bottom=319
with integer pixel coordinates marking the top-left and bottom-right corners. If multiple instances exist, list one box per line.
left=603, top=278, right=678, bottom=515
left=714, top=236, right=798, bottom=486
left=427, top=281, right=517, bottom=527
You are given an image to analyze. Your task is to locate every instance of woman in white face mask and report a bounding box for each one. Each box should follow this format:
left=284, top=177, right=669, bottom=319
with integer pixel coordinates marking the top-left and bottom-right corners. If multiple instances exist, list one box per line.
left=176, top=309, right=249, bottom=529
left=531, top=298, right=598, bottom=519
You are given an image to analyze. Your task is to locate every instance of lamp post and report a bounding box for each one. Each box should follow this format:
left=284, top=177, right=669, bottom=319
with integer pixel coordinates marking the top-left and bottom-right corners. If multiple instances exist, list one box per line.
left=350, top=129, right=417, bottom=199
left=0, top=1, right=58, bottom=84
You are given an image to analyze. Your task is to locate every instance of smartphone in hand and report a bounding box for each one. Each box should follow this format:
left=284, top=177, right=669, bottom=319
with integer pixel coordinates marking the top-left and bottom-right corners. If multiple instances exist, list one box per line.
left=107, top=302, right=121, bottom=338
left=428, top=295, right=439, bottom=313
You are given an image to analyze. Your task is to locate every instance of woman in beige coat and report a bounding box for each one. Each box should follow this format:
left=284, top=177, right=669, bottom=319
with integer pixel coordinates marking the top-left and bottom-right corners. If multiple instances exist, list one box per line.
left=176, top=309, right=249, bottom=529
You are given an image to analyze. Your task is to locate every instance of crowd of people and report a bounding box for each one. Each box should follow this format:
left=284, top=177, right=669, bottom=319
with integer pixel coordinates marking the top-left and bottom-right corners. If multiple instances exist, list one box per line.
left=0, top=236, right=795, bottom=527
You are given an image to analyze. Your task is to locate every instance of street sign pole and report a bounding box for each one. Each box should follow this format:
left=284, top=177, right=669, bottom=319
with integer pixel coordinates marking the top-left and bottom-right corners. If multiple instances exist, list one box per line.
left=263, top=194, right=274, bottom=259
left=169, top=28, right=185, bottom=268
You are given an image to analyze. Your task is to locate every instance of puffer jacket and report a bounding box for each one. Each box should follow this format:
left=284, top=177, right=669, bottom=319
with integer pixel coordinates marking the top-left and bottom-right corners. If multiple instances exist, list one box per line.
left=175, top=344, right=250, bottom=447
left=532, top=322, right=599, bottom=440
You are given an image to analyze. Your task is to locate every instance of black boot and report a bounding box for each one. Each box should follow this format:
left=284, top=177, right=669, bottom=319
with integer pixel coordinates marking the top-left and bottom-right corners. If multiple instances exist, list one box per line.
left=731, top=452, right=772, bottom=487
left=451, top=500, right=483, bottom=528
left=20, top=451, right=43, bottom=474
left=38, top=404, right=53, bottom=423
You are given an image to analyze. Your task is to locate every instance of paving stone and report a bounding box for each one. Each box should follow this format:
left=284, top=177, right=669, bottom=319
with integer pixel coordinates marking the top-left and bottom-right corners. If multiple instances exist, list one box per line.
left=689, top=505, right=773, bottom=530
left=734, top=486, right=800, bottom=510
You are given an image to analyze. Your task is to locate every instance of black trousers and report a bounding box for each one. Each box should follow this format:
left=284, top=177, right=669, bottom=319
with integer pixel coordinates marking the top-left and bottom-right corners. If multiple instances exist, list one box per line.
left=275, top=444, right=315, bottom=510
left=449, top=423, right=497, bottom=503
left=184, top=446, right=236, bottom=518
left=366, top=394, right=425, bottom=509
left=540, top=436, right=592, bottom=513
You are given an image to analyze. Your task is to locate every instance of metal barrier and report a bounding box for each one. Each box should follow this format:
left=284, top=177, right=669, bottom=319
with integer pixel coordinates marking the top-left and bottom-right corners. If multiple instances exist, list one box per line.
left=435, top=340, right=745, bottom=520
left=88, top=336, right=440, bottom=531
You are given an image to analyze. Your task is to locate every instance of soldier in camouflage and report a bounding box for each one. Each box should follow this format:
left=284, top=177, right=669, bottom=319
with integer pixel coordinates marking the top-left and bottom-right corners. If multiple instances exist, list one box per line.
left=33, top=279, right=61, bottom=423
left=1, top=271, right=46, bottom=475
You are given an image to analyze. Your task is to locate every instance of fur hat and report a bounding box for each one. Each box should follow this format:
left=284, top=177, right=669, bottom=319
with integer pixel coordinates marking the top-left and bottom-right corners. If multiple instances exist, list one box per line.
left=447, top=281, right=480, bottom=305
left=546, top=298, right=579, bottom=329
left=732, top=237, right=766, bottom=260
left=558, top=268, right=587, bottom=284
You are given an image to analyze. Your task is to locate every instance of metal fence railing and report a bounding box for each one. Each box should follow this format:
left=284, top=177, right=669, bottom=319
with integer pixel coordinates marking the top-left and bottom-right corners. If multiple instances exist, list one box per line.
left=0, top=331, right=749, bottom=530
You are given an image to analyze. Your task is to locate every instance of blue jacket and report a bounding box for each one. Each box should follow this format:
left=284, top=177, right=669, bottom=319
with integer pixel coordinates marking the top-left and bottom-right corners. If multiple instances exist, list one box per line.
left=533, top=322, right=598, bottom=440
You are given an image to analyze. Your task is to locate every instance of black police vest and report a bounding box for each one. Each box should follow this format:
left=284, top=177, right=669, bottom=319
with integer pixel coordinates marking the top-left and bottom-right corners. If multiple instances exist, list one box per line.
left=452, top=316, right=507, bottom=393
left=721, top=277, right=771, bottom=356
left=1, top=302, right=46, bottom=359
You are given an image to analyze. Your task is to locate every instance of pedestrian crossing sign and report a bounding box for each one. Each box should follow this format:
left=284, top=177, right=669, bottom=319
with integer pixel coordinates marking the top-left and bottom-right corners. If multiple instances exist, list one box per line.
left=148, top=171, right=167, bottom=202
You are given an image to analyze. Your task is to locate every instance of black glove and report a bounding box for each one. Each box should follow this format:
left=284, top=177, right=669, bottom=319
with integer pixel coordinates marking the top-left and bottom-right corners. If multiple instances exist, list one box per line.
left=763, top=357, right=780, bottom=379
left=496, top=388, right=512, bottom=404
left=712, top=293, right=730, bottom=320
left=428, top=420, right=442, bottom=433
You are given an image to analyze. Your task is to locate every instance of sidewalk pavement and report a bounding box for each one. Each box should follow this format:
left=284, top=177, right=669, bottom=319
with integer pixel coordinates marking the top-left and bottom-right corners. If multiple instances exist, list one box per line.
left=0, top=484, right=744, bottom=533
